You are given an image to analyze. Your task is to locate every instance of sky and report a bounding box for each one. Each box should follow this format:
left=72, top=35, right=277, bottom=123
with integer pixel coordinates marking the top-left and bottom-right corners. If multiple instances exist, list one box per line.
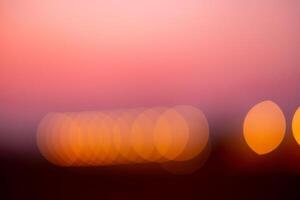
left=0, top=0, right=300, bottom=151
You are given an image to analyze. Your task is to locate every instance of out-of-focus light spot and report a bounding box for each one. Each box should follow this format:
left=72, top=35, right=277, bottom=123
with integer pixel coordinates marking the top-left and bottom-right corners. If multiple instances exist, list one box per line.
left=172, top=105, right=209, bottom=161
left=37, top=113, right=70, bottom=166
left=37, top=106, right=210, bottom=168
left=51, top=114, right=73, bottom=166
left=154, top=108, right=190, bottom=161
left=58, top=114, right=76, bottom=165
left=153, top=106, right=209, bottom=162
left=131, top=108, right=165, bottom=162
left=243, top=100, right=286, bottom=155
left=113, top=110, right=144, bottom=164
left=87, top=113, right=107, bottom=165
left=67, top=113, right=85, bottom=166
left=95, top=114, right=115, bottom=165
left=37, top=113, right=55, bottom=164
left=76, top=112, right=102, bottom=166
left=292, top=107, right=300, bottom=145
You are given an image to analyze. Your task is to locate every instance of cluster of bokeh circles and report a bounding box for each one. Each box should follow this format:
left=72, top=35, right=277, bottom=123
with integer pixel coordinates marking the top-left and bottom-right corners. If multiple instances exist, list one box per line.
left=37, top=106, right=210, bottom=167
left=37, top=101, right=300, bottom=171
left=244, top=101, right=300, bottom=155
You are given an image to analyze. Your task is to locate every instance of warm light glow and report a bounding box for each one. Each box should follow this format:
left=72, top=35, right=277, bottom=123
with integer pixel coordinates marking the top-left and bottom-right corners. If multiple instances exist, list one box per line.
left=243, top=101, right=286, bottom=155
left=153, top=106, right=209, bottom=161
left=113, top=110, right=144, bottom=164
left=131, top=108, right=165, bottom=162
left=172, top=106, right=209, bottom=161
left=37, top=106, right=210, bottom=167
left=67, top=113, right=86, bottom=166
left=153, top=108, right=190, bottom=161
left=37, top=113, right=55, bottom=164
left=51, top=113, right=74, bottom=166
left=37, top=113, right=72, bottom=166
left=292, top=107, right=300, bottom=145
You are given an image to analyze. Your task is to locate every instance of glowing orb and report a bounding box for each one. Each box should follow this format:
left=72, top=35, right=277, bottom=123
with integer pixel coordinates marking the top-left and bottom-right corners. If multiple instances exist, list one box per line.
left=243, top=101, right=286, bottom=155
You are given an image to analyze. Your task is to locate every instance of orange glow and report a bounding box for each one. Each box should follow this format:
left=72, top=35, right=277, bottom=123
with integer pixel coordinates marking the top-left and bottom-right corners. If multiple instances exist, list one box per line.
left=37, top=113, right=72, bottom=166
left=37, top=106, right=210, bottom=167
left=243, top=101, right=286, bottom=155
left=113, top=110, right=144, bottom=164
left=172, top=106, right=209, bottom=161
left=131, top=108, right=165, bottom=162
left=153, top=108, right=190, bottom=161
left=153, top=106, right=209, bottom=162
left=52, top=114, right=74, bottom=166
left=292, top=107, right=300, bottom=145
left=37, top=113, right=57, bottom=165
left=58, top=114, right=77, bottom=165
left=67, top=114, right=86, bottom=166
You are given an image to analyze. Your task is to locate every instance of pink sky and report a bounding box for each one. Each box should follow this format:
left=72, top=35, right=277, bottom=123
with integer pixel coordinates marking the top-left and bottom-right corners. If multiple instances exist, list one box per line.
left=0, top=0, right=300, bottom=151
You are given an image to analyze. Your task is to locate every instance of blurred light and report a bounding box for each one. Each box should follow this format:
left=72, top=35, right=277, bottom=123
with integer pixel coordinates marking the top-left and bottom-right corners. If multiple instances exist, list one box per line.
left=292, top=107, right=300, bottom=145
left=37, top=106, right=210, bottom=167
left=131, top=107, right=166, bottom=162
left=153, top=108, right=190, bottom=161
left=172, top=105, right=209, bottom=161
left=113, top=109, right=144, bottom=164
left=37, top=113, right=70, bottom=166
left=243, top=100, right=286, bottom=155
left=153, top=106, right=209, bottom=162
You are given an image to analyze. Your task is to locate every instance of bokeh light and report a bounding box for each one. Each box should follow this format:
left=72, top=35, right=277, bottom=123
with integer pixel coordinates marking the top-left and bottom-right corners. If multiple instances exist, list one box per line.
left=131, top=107, right=166, bottom=162
left=292, top=107, right=300, bottom=145
left=172, top=105, right=209, bottom=161
left=36, top=106, right=210, bottom=167
left=243, top=101, right=286, bottom=155
left=153, top=108, right=190, bottom=161
left=113, top=109, right=144, bottom=164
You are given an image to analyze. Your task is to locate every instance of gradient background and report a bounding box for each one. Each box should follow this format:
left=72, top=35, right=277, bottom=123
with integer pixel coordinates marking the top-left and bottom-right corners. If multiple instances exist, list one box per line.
left=1, top=1, right=300, bottom=199
left=1, top=0, right=300, bottom=151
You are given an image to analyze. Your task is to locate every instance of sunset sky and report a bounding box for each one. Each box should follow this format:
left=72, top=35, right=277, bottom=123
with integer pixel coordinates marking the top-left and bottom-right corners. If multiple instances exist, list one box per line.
left=0, top=0, right=300, bottom=151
